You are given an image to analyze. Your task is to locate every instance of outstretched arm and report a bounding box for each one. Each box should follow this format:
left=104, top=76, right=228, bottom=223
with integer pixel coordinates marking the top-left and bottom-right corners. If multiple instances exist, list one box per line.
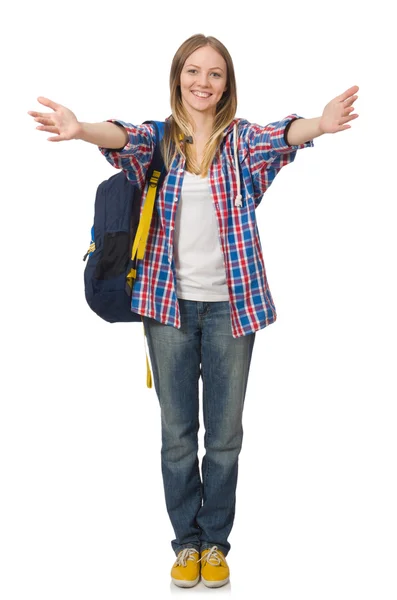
left=77, top=121, right=128, bottom=148
left=286, top=85, right=359, bottom=145
left=28, top=96, right=128, bottom=148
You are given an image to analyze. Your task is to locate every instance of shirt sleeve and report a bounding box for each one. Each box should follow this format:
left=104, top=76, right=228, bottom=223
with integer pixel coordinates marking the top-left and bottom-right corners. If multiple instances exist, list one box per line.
left=98, top=120, right=156, bottom=188
left=283, top=117, right=299, bottom=145
left=244, top=114, right=314, bottom=202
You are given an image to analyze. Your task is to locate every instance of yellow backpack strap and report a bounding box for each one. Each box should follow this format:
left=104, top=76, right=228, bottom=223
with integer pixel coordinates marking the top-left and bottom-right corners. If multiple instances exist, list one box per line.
left=125, top=169, right=161, bottom=290
left=126, top=120, right=166, bottom=291
left=132, top=169, right=161, bottom=260
left=141, top=316, right=152, bottom=388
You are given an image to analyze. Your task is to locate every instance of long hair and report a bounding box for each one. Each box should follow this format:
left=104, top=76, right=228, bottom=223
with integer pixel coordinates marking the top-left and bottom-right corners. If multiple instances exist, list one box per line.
left=162, top=34, right=237, bottom=177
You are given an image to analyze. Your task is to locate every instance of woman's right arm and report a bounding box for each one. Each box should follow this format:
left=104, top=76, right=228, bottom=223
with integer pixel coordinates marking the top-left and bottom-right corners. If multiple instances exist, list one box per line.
left=28, top=96, right=128, bottom=148
left=29, top=97, right=156, bottom=187
left=77, top=121, right=128, bottom=148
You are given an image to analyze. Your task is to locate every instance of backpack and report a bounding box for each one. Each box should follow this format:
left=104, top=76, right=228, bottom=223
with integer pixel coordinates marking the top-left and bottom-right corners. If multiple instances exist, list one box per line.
left=83, top=120, right=167, bottom=386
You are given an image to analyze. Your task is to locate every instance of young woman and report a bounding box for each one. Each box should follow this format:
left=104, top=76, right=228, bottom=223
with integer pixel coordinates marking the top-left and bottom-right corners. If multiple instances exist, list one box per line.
left=28, top=33, right=359, bottom=589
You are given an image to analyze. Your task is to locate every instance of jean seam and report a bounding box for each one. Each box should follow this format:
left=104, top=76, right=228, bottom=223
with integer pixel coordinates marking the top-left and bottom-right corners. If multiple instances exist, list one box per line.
left=201, top=358, right=211, bottom=491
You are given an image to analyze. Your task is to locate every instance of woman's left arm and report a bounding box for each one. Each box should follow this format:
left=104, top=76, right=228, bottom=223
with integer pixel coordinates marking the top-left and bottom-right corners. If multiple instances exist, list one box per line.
left=286, top=85, right=359, bottom=145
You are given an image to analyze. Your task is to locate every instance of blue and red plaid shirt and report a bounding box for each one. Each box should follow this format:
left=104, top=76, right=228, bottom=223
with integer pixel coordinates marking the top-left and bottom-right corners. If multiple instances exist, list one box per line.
left=99, top=115, right=314, bottom=337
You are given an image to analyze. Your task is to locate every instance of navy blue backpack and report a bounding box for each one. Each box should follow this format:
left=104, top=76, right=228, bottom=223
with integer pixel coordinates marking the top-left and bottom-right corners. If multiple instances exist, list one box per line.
left=83, top=121, right=166, bottom=324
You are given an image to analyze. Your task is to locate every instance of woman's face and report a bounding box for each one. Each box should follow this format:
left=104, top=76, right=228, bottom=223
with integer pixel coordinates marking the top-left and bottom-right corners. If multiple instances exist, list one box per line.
left=179, top=45, right=228, bottom=120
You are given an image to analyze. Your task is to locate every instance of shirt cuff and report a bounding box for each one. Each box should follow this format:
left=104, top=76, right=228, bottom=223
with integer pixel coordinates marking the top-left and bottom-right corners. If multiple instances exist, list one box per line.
left=283, top=118, right=299, bottom=145
left=98, top=119, right=135, bottom=155
left=273, top=115, right=314, bottom=153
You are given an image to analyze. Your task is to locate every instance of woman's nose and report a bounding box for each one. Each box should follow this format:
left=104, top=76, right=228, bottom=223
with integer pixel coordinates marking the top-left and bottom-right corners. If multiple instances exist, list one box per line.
left=197, top=73, right=210, bottom=87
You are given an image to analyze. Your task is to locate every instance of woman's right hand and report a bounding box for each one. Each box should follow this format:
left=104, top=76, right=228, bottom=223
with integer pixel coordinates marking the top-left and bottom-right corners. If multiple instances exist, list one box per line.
left=28, top=96, right=82, bottom=142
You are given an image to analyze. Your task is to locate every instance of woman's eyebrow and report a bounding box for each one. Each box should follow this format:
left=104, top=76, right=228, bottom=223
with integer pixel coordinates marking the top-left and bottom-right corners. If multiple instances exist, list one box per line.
left=186, top=64, right=224, bottom=71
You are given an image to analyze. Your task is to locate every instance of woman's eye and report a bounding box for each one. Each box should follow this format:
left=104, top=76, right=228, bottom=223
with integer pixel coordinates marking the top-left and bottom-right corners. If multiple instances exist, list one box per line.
left=186, top=69, right=221, bottom=77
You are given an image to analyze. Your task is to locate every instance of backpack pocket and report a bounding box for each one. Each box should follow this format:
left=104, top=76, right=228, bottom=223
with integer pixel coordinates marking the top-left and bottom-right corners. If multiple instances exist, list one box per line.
left=94, top=231, right=130, bottom=280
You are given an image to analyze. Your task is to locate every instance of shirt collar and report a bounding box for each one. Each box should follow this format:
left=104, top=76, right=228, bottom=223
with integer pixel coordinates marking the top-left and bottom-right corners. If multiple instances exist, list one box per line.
left=222, top=118, right=239, bottom=137
left=165, top=115, right=239, bottom=138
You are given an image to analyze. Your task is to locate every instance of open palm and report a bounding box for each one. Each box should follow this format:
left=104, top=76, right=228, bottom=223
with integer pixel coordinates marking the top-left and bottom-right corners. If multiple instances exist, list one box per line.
left=319, top=85, right=359, bottom=134
left=28, top=96, right=81, bottom=142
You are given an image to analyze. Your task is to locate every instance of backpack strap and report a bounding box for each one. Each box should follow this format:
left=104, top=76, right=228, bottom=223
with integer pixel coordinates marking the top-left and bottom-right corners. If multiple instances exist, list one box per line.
left=128, top=121, right=166, bottom=274
left=129, top=120, right=167, bottom=390
left=142, top=318, right=152, bottom=388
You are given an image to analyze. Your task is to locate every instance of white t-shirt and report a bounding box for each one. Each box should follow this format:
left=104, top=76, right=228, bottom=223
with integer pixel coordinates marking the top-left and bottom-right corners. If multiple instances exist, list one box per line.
left=173, top=171, right=229, bottom=301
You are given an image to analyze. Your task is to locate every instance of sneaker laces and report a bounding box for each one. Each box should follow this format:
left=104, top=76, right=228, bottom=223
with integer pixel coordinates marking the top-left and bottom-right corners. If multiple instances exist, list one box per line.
left=198, top=545, right=222, bottom=566
left=175, top=548, right=198, bottom=567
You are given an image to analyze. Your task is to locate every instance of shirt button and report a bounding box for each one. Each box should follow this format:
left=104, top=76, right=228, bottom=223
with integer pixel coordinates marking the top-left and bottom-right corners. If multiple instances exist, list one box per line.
left=170, top=226, right=174, bottom=231
left=179, top=168, right=184, bottom=173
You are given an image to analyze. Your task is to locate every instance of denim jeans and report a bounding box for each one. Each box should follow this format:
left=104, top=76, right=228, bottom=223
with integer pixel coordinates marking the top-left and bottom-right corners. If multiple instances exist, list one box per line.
left=142, top=299, right=256, bottom=557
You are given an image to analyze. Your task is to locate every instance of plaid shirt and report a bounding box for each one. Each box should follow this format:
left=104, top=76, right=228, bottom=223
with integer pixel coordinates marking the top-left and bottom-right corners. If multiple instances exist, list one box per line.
left=99, top=115, right=314, bottom=337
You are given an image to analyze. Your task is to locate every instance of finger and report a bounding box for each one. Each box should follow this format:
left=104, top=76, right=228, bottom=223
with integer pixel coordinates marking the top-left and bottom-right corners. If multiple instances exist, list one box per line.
left=36, top=126, right=59, bottom=133
left=37, top=96, right=60, bottom=111
left=34, top=116, right=53, bottom=124
left=29, top=111, right=55, bottom=119
left=34, top=116, right=56, bottom=125
left=339, top=85, right=359, bottom=102
left=344, top=95, right=358, bottom=107
left=339, top=114, right=359, bottom=125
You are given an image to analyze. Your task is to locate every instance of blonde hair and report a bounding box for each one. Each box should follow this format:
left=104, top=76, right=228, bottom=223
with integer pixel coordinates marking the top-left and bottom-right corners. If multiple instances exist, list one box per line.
left=162, top=34, right=237, bottom=177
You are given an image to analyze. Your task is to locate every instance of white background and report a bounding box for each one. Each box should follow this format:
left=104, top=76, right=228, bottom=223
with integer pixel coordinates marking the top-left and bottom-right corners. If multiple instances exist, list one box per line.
left=1, top=0, right=396, bottom=598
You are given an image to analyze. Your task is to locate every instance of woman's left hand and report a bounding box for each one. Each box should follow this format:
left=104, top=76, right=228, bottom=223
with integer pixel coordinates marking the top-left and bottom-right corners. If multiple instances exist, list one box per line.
left=319, top=85, right=359, bottom=134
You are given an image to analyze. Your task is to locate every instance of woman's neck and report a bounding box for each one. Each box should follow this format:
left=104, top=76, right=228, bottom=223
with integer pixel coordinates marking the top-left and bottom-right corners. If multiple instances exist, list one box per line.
left=189, top=111, right=215, bottom=142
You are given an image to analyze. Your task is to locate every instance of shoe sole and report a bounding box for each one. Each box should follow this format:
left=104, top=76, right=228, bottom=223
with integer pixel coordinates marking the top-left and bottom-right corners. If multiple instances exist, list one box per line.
left=201, top=576, right=230, bottom=588
left=171, top=575, right=200, bottom=588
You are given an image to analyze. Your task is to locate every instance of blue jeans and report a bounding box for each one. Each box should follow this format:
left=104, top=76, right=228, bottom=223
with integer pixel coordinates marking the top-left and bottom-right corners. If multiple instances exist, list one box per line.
left=142, top=300, right=256, bottom=557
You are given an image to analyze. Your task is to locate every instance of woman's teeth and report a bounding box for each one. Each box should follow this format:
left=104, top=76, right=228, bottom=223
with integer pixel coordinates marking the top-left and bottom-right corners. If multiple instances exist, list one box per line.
left=192, top=91, right=211, bottom=98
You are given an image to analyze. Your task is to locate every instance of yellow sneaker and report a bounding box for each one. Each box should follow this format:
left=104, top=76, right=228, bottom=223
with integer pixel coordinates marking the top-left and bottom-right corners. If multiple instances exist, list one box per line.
left=199, top=546, right=230, bottom=588
left=171, top=548, right=200, bottom=588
